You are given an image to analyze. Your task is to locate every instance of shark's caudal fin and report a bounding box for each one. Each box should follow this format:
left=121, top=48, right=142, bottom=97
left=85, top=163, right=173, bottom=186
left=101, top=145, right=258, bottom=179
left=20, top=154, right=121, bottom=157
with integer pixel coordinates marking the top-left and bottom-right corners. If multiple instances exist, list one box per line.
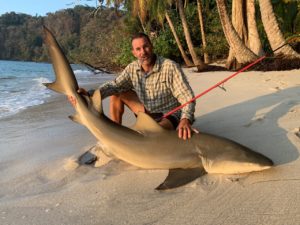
left=42, top=26, right=79, bottom=95
left=43, top=82, right=66, bottom=94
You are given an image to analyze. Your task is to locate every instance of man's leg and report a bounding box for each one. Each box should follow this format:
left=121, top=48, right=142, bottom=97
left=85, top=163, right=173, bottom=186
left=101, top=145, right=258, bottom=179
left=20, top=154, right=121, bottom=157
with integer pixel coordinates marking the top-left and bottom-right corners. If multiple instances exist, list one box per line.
left=110, top=90, right=176, bottom=130
left=158, top=118, right=175, bottom=130
left=110, top=90, right=145, bottom=124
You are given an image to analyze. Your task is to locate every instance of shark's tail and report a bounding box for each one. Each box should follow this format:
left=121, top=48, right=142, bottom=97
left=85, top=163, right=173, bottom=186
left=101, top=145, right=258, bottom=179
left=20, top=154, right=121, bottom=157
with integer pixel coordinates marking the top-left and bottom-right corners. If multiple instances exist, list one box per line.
left=43, top=82, right=66, bottom=94
left=42, top=25, right=79, bottom=95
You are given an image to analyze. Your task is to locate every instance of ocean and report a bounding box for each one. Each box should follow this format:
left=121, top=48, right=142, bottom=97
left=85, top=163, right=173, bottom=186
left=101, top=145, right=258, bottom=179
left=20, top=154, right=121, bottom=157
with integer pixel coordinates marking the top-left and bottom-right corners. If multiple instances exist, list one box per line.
left=0, top=60, right=112, bottom=119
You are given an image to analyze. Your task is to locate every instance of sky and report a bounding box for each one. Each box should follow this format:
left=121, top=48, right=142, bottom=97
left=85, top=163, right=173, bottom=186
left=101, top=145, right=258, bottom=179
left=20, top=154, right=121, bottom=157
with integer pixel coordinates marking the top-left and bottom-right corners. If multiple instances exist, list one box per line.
left=0, top=0, right=99, bottom=16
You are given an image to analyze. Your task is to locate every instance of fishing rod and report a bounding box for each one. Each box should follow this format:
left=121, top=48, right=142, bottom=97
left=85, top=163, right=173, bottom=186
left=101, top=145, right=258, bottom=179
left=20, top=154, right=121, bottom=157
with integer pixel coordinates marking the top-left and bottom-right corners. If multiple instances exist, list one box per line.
left=162, top=35, right=300, bottom=119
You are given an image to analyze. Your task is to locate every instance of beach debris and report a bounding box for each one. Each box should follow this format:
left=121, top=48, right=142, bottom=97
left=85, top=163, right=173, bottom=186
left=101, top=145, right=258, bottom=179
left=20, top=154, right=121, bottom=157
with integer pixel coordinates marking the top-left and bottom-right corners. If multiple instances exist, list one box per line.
left=78, top=149, right=98, bottom=165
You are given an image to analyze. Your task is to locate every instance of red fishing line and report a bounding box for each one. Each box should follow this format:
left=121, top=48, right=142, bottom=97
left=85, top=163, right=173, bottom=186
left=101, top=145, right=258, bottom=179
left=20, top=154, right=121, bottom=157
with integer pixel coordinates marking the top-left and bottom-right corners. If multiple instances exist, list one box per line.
left=162, top=56, right=266, bottom=119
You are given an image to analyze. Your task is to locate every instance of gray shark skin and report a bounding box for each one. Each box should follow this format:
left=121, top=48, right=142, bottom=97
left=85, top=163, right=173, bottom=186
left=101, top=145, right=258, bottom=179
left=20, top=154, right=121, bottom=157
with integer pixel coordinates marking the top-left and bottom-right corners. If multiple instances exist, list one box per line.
left=43, top=26, right=273, bottom=190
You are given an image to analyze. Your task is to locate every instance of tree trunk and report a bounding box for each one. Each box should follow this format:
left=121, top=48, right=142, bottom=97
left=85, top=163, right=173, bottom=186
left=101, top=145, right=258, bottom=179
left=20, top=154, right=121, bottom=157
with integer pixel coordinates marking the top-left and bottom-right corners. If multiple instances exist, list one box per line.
left=216, top=0, right=258, bottom=68
left=137, top=12, right=147, bottom=34
left=258, top=0, right=300, bottom=58
left=196, top=0, right=210, bottom=63
left=177, top=0, right=206, bottom=70
left=247, top=0, right=264, bottom=56
left=165, top=12, right=193, bottom=67
left=184, top=0, right=189, bottom=9
left=226, top=0, right=250, bottom=69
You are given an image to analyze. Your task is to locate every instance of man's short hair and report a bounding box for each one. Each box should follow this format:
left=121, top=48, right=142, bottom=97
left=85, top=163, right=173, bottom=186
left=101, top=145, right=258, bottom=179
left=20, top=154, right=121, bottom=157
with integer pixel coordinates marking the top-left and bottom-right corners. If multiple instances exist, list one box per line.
left=131, top=33, right=152, bottom=45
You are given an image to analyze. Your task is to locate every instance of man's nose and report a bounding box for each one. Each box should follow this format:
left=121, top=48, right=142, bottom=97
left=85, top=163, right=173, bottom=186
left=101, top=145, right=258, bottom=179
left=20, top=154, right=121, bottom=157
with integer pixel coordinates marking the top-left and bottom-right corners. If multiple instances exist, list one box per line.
left=140, top=48, right=145, bottom=55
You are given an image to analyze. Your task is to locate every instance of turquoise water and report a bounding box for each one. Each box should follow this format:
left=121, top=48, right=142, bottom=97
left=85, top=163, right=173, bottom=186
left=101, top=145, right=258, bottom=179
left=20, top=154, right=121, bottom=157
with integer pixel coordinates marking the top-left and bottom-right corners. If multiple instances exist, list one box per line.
left=0, top=60, right=111, bottom=118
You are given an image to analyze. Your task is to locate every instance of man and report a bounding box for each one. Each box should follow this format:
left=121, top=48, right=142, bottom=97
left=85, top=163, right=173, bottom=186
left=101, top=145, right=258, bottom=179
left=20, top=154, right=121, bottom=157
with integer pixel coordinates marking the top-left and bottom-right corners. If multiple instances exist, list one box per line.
left=69, top=33, right=197, bottom=140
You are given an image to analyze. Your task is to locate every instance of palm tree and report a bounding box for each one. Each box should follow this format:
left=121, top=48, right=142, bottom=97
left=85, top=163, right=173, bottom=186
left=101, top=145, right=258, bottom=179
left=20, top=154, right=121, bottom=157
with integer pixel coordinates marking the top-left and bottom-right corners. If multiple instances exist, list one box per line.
left=247, top=0, right=264, bottom=56
left=226, top=0, right=264, bottom=69
left=258, top=0, right=300, bottom=58
left=131, top=0, right=149, bottom=33
left=216, top=0, right=258, bottom=68
left=103, top=0, right=148, bottom=33
left=196, top=0, right=210, bottom=63
left=226, top=0, right=249, bottom=69
left=177, top=0, right=206, bottom=70
left=165, top=12, right=193, bottom=66
left=133, top=0, right=194, bottom=66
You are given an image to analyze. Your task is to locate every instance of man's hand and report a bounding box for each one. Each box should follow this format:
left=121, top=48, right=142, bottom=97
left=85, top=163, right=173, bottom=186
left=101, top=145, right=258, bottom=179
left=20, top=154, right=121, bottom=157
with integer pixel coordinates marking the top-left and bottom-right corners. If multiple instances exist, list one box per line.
left=67, top=88, right=89, bottom=107
left=177, top=118, right=199, bottom=140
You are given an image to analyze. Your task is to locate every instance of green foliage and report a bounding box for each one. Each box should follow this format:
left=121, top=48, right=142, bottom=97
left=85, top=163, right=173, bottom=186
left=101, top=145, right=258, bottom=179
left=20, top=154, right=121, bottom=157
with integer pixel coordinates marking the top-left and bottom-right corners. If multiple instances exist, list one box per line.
left=272, top=0, right=298, bottom=33
left=0, top=6, right=127, bottom=69
left=114, top=37, right=135, bottom=66
left=0, top=12, right=31, bottom=26
left=0, top=13, right=45, bottom=61
left=295, top=11, right=300, bottom=33
left=153, top=29, right=181, bottom=61
left=256, top=0, right=300, bottom=53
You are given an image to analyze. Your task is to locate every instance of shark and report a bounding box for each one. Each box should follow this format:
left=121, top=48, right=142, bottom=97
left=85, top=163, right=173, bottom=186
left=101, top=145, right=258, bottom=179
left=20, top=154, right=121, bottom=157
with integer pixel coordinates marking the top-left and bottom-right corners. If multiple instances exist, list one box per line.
left=43, top=26, right=273, bottom=190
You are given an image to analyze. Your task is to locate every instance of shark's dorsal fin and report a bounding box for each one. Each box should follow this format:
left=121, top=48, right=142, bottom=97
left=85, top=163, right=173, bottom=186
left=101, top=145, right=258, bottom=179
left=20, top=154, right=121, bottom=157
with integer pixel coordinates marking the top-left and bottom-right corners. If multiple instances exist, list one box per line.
left=91, top=89, right=103, bottom=114
left=131, top=112, right=166, bottom=133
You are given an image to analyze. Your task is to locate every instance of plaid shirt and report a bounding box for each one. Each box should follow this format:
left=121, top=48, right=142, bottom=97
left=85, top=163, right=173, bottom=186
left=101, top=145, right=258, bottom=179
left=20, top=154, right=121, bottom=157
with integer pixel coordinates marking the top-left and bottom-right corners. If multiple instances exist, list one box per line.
left=99, top=56, right=195, bottom=122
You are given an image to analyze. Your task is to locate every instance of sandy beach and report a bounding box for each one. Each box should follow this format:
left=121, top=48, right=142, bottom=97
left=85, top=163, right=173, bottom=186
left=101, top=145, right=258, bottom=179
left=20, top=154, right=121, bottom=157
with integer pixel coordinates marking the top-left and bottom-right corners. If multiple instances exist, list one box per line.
left=1, top=68, right=300, bottom=225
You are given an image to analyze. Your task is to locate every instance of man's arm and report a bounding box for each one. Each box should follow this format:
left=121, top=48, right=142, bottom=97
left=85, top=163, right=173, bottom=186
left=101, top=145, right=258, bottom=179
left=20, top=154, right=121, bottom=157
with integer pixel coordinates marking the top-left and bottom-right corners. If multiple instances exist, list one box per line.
left=98, top=67, right=133, bottom=99
left=171, top=64, right=195, bottom=120
left=170, top=63, right=196, bottom=140
left=68, top=65, right=133, bottom=107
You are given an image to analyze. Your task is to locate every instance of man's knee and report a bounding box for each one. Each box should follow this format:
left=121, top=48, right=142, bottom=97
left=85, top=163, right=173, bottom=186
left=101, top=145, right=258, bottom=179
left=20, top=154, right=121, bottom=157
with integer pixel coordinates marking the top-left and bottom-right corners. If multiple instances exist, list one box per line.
left=110, top=94, right=121, bottom=104
left=158, top=115, right=179, bottom=130
left=159, top=118, right=176, bottom=130
left=110, top=95, right=124, bottom=114
left=115, top=91, right=144, bottom=115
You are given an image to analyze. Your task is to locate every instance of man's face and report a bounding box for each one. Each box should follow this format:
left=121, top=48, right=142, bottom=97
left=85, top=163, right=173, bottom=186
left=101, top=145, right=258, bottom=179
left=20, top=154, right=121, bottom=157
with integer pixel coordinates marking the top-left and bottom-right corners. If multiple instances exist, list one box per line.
left=131, top=37, right=154, bottom=65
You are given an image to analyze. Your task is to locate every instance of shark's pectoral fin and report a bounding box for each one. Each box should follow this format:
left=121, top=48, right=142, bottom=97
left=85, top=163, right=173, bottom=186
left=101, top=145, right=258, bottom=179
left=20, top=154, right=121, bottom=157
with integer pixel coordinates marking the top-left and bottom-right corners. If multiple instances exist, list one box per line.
left=69, top=113, right=84, bottom=125
left=155, top=167, right=206, bottom=190
left=91, top=89, right=103, bottom=114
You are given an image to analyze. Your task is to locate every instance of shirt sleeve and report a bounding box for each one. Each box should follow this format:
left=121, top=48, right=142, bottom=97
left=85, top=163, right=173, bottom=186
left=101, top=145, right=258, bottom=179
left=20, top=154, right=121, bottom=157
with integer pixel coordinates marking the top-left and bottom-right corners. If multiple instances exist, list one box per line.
left=99, top=65, right=133, bottom=99
left=170, top=63, right=195, bottom=123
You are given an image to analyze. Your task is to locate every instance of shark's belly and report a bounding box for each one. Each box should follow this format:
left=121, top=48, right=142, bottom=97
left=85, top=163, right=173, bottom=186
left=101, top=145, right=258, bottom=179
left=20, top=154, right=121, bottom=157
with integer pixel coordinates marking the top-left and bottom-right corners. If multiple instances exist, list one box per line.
left=201, top=157, right=272, bottom=174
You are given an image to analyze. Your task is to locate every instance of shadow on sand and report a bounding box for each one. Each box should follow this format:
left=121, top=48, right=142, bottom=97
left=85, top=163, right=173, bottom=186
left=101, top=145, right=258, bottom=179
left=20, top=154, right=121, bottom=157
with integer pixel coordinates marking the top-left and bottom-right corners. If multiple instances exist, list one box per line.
left=194, top=86, right=300, bottom=166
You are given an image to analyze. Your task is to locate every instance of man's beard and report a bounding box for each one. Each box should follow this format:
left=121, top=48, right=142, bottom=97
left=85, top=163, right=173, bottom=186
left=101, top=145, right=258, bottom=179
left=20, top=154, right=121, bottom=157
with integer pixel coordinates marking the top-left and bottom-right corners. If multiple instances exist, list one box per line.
left=139, top=55, right=153, bottom=65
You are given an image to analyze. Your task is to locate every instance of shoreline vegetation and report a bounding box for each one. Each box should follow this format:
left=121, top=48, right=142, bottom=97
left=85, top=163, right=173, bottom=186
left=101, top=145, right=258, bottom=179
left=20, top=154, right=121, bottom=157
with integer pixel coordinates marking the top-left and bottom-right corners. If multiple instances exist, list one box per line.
left=0, top=1, right=299, bottom=73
